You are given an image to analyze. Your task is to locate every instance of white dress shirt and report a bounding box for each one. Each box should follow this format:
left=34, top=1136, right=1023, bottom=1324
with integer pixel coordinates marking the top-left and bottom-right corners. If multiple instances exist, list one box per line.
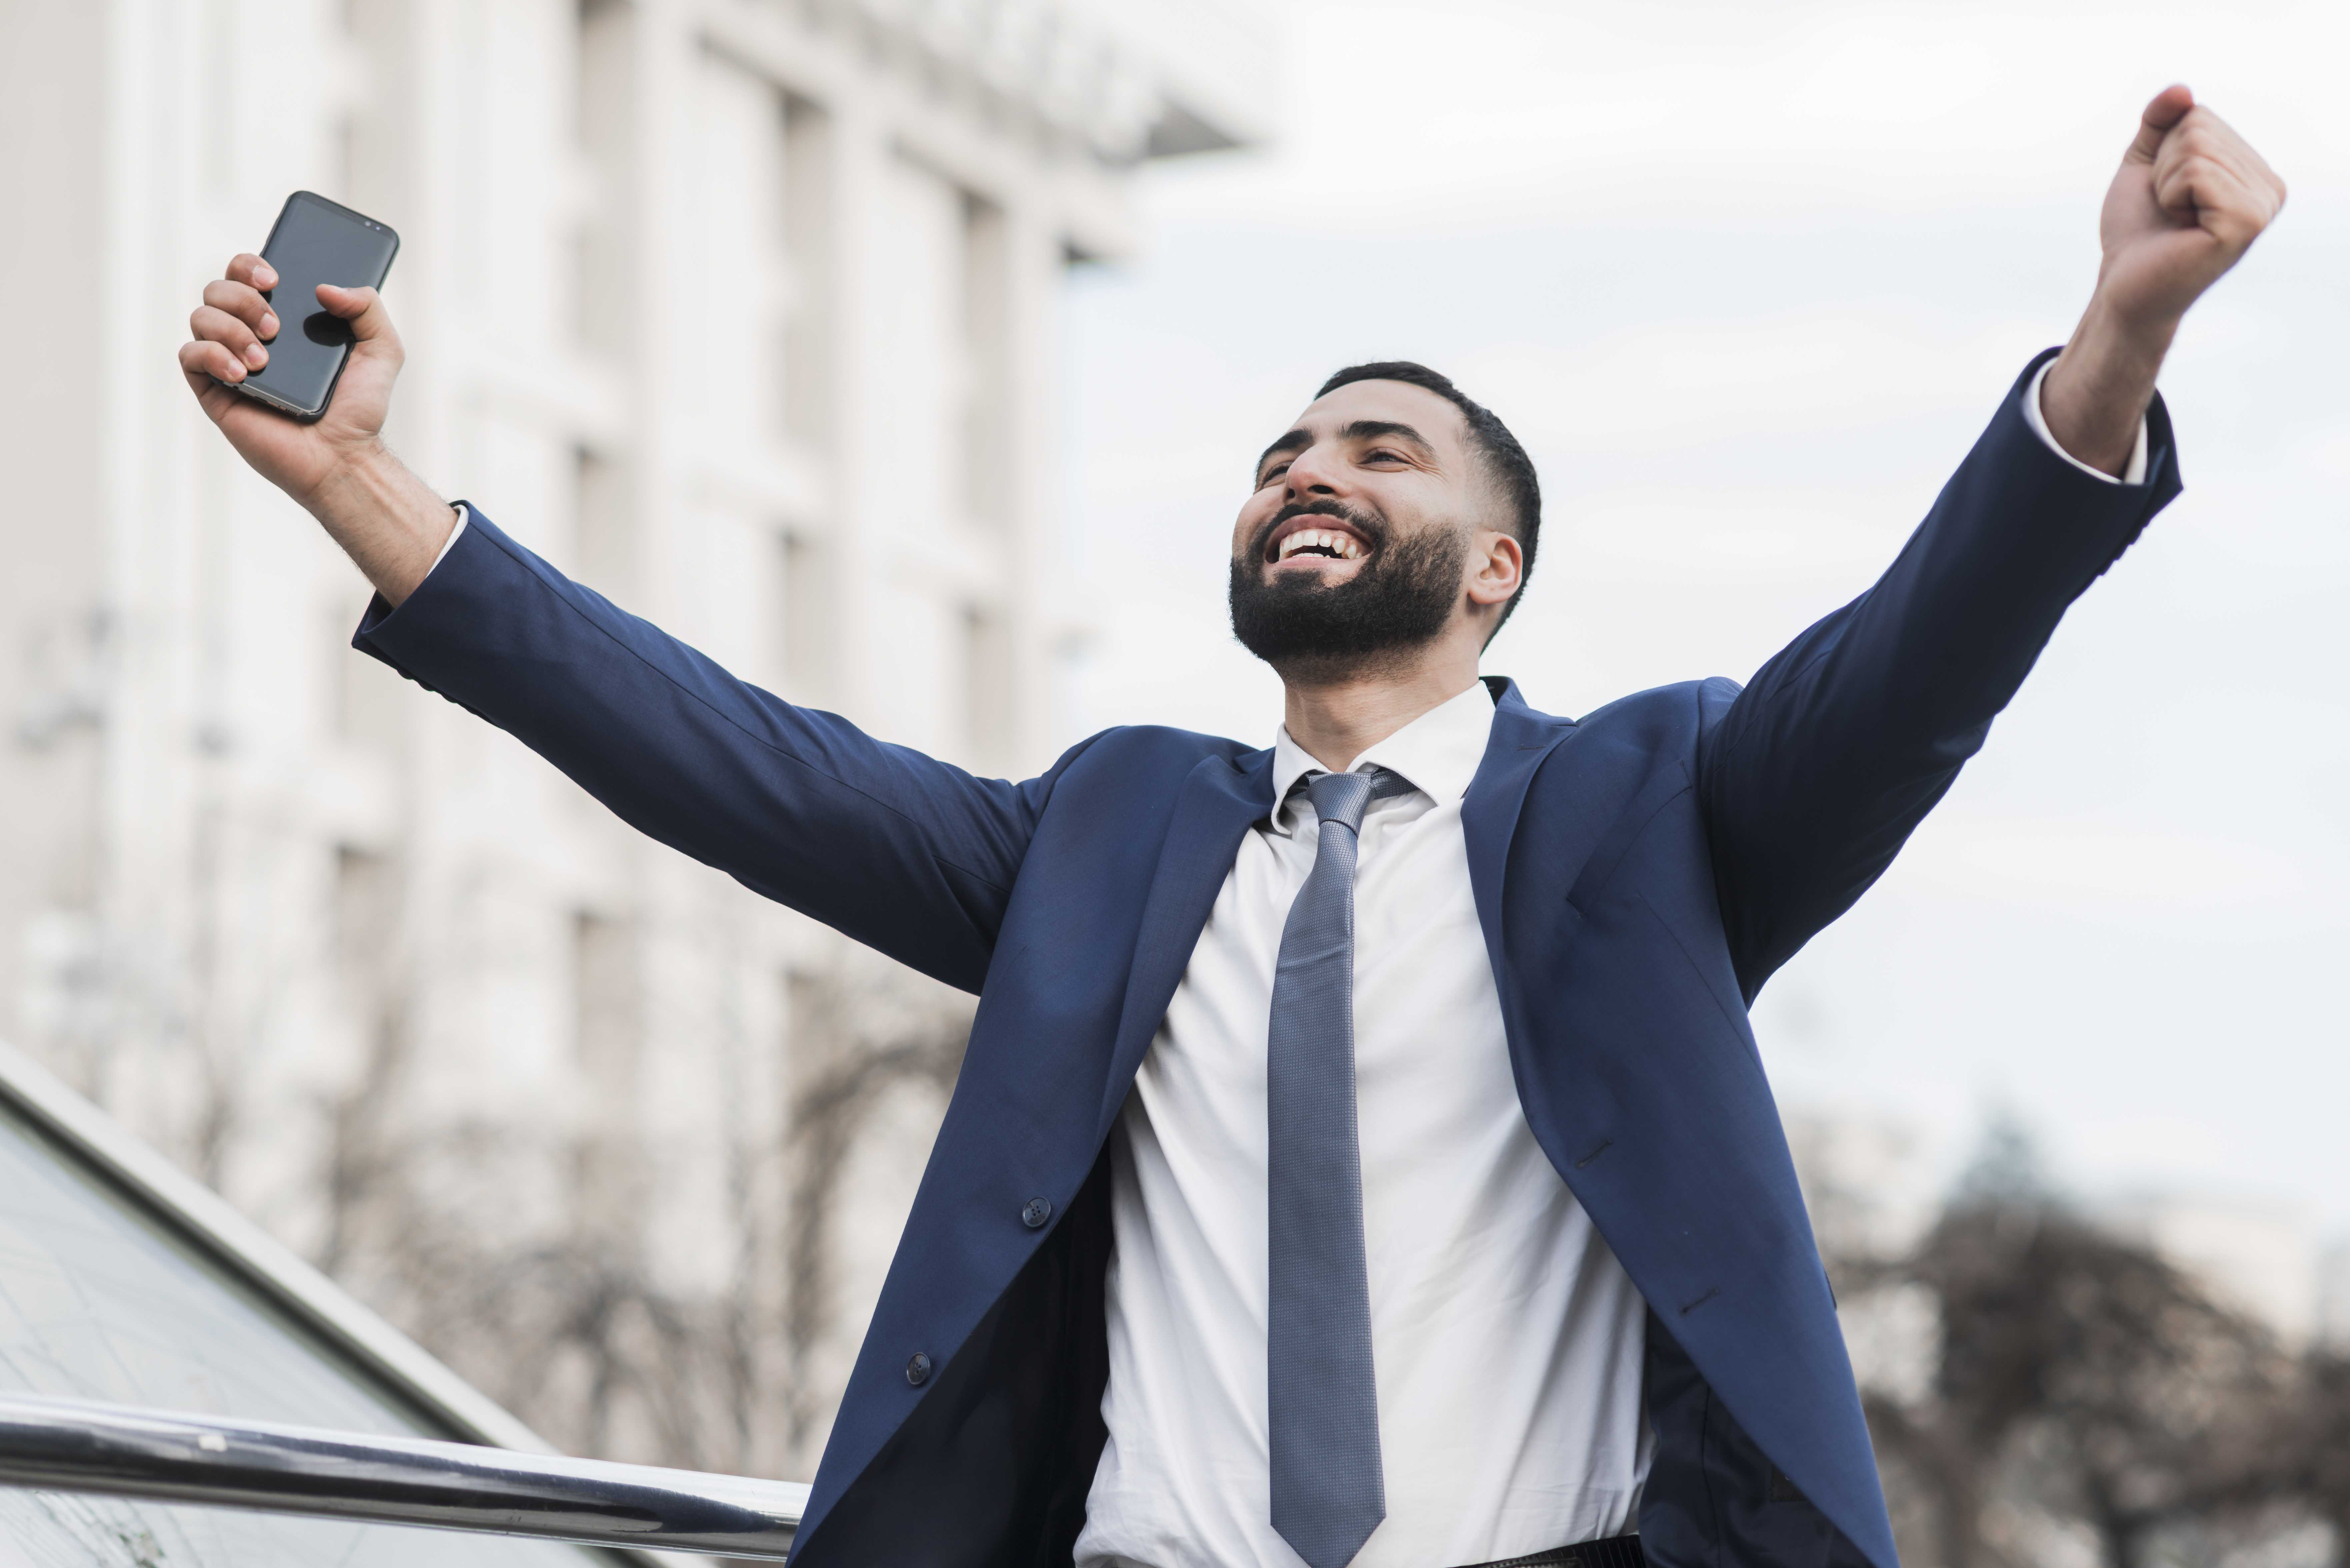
left=1075, top=683, right=1655, bottom=1568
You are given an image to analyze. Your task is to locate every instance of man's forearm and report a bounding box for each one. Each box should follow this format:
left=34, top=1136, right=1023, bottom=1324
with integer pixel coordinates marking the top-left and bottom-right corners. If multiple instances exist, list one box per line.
left=2039, top=297, right=2177, bottom=480
left=301, top=444, right=459, bottom=607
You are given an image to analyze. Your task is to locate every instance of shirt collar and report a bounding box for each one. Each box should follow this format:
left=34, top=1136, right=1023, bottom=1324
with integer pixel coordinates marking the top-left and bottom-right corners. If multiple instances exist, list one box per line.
left=1269, top=680, right=1498, bottom=820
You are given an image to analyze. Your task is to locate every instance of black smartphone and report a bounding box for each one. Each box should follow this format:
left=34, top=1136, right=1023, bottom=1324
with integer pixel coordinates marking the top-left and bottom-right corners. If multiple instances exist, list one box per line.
left=233, top=191, right=400, bottom=420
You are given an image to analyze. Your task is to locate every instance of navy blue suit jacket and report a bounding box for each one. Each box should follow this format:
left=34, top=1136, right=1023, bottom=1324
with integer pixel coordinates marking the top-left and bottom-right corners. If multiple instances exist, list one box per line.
left=357, top=352, right=2178, bottom=1568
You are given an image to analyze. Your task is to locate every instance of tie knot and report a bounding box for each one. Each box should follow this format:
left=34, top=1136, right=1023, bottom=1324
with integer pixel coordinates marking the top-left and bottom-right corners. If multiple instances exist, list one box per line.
left=1301, top=768, right=1403, bottom=835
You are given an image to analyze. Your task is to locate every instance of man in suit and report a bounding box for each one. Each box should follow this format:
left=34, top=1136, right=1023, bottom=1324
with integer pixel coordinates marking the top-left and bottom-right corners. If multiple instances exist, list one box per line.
left=179, top=87, right=2279, bottom=1568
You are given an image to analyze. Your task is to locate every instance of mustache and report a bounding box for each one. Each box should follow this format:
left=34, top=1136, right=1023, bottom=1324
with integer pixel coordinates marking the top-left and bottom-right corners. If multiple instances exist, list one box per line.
left=1246, top=498, right=1390, bottom=564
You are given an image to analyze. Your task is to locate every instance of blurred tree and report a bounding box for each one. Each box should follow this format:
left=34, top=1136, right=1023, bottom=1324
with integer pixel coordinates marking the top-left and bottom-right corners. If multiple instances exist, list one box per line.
left=2281, top=1349, right=2350, bottom=1567
left=1849, top=1121, right=2298, bottom=1568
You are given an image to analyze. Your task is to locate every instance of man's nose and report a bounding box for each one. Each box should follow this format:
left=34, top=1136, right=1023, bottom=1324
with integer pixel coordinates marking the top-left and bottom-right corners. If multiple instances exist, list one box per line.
left=1283, top=445, right=1345, bottom=500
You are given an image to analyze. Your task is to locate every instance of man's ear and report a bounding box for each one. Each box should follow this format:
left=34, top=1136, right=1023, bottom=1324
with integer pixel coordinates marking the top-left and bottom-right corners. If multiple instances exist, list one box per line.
left=1466, top=529, right=1523, bottom=610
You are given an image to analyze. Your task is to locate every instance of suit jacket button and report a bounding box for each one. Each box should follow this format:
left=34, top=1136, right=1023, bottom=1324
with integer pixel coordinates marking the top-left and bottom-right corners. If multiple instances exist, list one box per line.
left=1021, top=1197, right=1053, bottom=1229
left=905, top=1352, right=931, bottom=1387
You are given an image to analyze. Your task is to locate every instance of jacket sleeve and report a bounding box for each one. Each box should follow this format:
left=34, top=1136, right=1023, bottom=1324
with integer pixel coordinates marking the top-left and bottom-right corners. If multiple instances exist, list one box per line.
left=1697, top=350, right=2183, bottom=1001
left=354, top=507, right=1079, bottom=993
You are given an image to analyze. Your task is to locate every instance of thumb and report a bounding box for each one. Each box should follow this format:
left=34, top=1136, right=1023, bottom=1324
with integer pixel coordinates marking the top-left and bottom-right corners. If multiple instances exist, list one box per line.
left=2126, top=83, right=2195, bottom=164
left=315, top=282, right=398, bottom=347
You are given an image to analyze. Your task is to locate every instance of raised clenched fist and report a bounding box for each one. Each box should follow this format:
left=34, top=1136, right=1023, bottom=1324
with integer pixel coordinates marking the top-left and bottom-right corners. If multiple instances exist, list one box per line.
left=2039, top=86, right=2285, bottom=477
left=2095, top=85, right=2286, bottom=331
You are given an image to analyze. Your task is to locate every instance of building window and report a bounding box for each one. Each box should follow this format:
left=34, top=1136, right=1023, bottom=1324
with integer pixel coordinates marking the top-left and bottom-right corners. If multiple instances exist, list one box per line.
left=571, top=910, right=639, bottom=1092
left=958, top=193, right=1009, bottom=530
left=688, top=49, right=798, bottom=452
left=574, top=446, right=632, bottom=592
left=775, top=529, right=833, bottom=704
left=781, top=94, right=833, bottom=447
left=575, top=0, right=632, bottom=358
left=961, top=602, right=1012, bottom=776
left=570, top=909, right=642, bottom=1231
left=332, top=846, right=400, bottom=1004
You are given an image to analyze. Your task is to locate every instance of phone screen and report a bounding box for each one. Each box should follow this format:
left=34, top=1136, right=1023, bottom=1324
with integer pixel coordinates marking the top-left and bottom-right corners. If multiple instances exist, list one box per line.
left=240, top=192, right=399, bottom=419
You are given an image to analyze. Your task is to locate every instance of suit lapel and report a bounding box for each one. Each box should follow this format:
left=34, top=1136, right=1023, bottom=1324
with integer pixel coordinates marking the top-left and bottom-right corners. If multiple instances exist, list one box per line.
left=1464, top=676, right=1577, bottom=1002
left=1098, top=748, right=1277, bottom=1133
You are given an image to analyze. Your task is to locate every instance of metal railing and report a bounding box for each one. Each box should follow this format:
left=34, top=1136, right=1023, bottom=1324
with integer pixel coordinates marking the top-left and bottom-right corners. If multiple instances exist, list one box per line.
left=0, top=1393, right=808, bottom=1560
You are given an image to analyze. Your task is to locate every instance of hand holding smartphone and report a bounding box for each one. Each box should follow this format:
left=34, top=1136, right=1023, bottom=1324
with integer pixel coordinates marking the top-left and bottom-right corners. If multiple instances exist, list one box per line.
left=181, top=194, right=455, bottom=605
left=232, top=192, right=400, bottom=421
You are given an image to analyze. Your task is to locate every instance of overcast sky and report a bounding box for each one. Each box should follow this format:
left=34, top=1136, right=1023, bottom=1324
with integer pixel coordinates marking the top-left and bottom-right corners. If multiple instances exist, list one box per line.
left=1058, top=0, right=2350, bottom=1232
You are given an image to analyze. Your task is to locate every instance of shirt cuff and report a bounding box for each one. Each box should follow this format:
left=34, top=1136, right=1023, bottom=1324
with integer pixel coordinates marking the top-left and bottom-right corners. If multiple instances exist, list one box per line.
left=2023, top=358, right=2149, bottom=485
left=426, top=503, right=470, bottom=576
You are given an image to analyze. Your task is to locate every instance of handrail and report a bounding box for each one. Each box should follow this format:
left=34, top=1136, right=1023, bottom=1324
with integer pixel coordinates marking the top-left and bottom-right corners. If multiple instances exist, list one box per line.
left=0, top=1393, right=807, bottom=1560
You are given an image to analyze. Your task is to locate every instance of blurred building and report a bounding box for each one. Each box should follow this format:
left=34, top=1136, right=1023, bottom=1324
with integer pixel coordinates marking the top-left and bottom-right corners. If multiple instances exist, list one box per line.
left=0, top=0, right=1265, bottom=1478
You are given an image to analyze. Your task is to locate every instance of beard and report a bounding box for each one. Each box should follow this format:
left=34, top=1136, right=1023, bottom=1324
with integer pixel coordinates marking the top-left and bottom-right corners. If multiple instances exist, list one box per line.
left=1228, top=501, right=1468, bottom=676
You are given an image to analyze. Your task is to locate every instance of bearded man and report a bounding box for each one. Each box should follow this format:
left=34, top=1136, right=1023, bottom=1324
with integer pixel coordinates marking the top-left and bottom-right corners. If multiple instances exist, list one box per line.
left=179, top=87, right=2281, bottom=1568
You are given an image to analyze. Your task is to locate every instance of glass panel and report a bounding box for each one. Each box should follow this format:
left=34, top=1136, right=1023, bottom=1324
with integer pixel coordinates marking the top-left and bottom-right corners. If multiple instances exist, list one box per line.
left=0, top=1099, right=620, bottom=1567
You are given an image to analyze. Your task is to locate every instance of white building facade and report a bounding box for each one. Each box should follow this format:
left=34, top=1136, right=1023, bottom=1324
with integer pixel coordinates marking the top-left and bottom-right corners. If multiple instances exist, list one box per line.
left=0, top=0, right=1264, bottom=1479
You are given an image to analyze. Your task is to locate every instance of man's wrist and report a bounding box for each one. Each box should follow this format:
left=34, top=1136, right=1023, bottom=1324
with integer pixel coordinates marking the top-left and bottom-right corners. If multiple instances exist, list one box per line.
left=2040, top=291, right=2177, bottom=479
left=298, top=441, right=459, bottom=606
left=297, top=438, right=402, bottom=521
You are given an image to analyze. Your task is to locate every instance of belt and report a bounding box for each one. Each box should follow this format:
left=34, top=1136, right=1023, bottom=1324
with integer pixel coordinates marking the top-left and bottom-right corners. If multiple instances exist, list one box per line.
left=1454, top=1535, right=1646, bottom=1568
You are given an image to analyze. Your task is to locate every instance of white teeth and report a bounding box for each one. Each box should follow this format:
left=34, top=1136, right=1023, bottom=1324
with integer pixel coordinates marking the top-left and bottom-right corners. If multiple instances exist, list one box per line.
left=1278, top=527, right=1365, bottom=561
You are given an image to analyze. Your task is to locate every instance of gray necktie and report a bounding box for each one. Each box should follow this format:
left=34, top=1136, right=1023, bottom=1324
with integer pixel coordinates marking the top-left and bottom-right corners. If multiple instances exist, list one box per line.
left=1269, top=767, right=1411, bottom=1568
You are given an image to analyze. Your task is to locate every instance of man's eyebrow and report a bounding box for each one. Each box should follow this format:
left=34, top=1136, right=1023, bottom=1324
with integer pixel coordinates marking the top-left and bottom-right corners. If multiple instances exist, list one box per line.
left=1254, top=428, right=1311, bottom=480
left=1336, top=419, right=1435, bottom=454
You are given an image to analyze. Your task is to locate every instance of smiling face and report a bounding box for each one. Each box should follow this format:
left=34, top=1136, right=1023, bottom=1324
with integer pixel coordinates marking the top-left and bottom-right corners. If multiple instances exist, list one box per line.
left=1228, top=377, right=1523, bottom=678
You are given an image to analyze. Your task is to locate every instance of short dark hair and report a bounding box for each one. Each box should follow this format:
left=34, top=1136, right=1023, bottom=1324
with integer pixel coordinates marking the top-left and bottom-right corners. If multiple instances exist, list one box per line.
left=1315, top=360, right=1541, bottom=631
